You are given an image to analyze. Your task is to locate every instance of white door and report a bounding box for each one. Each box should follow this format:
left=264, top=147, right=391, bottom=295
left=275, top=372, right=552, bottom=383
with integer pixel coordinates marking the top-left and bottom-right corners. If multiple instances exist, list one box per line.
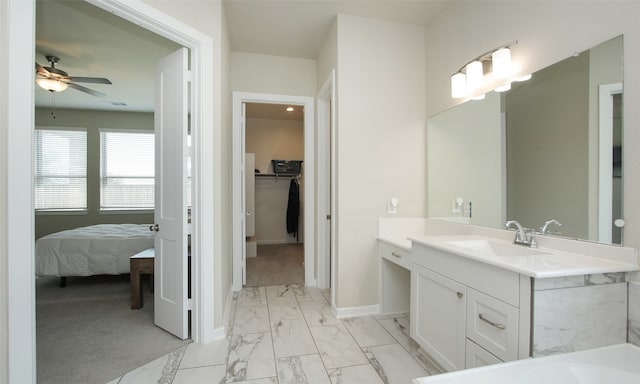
left=153, top=47, right=189, bottom=339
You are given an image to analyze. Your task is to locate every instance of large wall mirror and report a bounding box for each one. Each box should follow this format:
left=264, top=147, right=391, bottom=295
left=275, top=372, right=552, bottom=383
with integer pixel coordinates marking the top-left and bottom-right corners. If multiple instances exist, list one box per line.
left=427, top=35, right=623, bottom=245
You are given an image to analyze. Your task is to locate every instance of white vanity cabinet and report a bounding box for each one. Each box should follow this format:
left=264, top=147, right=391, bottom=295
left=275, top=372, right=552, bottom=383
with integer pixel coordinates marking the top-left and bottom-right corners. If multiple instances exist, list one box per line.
left=410, top=242, right=530, bottom=372
left=411, top=264, right=467, bottom=371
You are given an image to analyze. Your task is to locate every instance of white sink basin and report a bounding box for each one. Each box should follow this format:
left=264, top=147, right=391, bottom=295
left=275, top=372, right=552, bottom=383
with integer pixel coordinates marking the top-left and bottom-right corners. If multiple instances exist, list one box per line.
left=445, top=239, right=550, bottom=257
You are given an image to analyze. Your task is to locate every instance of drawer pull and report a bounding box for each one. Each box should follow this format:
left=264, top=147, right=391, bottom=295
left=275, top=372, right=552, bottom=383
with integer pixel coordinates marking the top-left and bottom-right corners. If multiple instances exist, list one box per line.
left=391, top=252, right=402, bottom=258
left=479, top=313, right=505, bottom=330
left=456, top=291, right=464, bottom=299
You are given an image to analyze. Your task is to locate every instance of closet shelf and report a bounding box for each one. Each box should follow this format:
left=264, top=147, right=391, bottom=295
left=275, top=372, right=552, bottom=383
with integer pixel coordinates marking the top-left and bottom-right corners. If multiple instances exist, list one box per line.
left=255, top=173, right=300, bottom=178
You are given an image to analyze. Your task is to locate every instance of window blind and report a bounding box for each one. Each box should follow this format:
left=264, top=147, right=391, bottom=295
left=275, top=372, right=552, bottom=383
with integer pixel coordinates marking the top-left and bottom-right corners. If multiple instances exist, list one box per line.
left=34, top=129, right=87, bottom=210
left=100, top=130, right=155, bottom=210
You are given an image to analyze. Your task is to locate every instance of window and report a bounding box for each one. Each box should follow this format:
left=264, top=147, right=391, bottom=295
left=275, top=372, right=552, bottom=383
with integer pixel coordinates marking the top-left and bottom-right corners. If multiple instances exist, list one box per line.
left=35, top=129, right=87, bottom=211
left=100, top=130, right=155, bottom=210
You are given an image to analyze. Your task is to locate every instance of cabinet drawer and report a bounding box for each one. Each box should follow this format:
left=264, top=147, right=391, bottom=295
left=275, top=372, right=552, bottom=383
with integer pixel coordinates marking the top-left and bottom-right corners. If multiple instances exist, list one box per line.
left=412, top=243, right=520, bottom=306
left=465, top=338, right=502, bottom=368
left=466, top=288, right=519, bottom=362
left=378, top=241, right=412, bottom=269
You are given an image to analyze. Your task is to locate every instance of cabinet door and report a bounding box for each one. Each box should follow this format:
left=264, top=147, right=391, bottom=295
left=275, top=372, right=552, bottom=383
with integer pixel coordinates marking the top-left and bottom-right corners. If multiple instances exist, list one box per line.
left=411, top=264, right=467, bottom=372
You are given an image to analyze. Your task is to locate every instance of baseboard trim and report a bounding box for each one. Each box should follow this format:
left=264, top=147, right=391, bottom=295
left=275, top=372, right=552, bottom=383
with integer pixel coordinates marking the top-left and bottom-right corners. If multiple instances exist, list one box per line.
left=212, top=287, right=234, bottom=341
left=334, top=304, right=380, bottom=319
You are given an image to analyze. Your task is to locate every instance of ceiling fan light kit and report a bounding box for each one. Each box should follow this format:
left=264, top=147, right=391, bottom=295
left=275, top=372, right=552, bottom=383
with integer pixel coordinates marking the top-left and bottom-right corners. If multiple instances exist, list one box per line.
left=36, top=77, right=68, bottom=92
left=35, top=55, right=112, bottom=97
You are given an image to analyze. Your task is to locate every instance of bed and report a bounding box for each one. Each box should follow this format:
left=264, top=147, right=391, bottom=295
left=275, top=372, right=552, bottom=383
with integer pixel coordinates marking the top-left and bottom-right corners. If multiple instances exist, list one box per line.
left=35, top=224, right=155, bottom=285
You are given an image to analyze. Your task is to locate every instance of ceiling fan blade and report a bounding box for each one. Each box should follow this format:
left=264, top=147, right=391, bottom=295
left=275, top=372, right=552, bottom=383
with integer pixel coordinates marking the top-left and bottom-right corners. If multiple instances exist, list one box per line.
left=35, top=62, right=50, bottom=77
left=67, top=82, right=106, bottom=97
left=68, top=76, right=112, bottom=85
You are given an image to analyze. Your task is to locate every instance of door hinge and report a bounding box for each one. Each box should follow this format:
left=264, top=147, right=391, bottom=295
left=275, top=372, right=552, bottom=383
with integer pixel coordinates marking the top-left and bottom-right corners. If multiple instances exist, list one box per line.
left=187, top=298, right=193, bottom=311
left=186, top=70, right=193, bottom=83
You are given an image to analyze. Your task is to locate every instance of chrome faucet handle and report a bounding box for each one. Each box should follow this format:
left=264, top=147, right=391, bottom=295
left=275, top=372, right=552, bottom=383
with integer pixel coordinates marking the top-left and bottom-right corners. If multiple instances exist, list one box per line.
left=525, top=228, right=538, bottom=248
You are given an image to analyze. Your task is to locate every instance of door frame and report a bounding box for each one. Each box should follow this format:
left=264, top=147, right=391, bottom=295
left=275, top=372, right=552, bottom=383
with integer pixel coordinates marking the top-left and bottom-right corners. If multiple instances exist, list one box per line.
left=232, top=92, right=315, bottom=291
left=598, top=82, right=623, bottom=243
left=6, top=0, right=216, bottom=381
left=316, top=70, right=336, bottom=294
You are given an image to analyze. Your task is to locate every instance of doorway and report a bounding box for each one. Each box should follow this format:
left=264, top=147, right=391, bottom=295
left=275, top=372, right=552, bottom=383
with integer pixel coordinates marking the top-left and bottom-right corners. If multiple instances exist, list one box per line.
left=232, top=92, right=315, bottom=291
left=244, top=102, right=305, bottom=286
left=6, top=0, right=216, bottom=382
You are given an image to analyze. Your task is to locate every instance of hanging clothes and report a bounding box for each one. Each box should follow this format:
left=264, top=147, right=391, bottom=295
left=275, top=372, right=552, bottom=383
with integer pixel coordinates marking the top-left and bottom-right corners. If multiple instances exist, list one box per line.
left=286, top=177, right=300, bottom=241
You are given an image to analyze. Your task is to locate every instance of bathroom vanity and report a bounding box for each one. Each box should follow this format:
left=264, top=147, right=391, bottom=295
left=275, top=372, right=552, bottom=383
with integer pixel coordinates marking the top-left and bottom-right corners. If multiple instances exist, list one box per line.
left=410, top=239, right=528, bottom=371
left=378, top=218, right=638, bottom=373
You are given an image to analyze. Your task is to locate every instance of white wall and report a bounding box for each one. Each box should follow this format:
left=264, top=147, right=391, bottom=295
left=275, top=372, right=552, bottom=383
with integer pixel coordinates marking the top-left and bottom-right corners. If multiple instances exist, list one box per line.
left=335, top=15, right=426, bottom=308
left=424, top=1, right=640, bottom=282
left=231, top=52, right=317, bottom=97
left=427, top=92, right=504, bottom=228
left=246, top=118, right=304, bottom=173
left=317, top=19, right=337, bottom=90
left=0, top=1, right=8, bottom=380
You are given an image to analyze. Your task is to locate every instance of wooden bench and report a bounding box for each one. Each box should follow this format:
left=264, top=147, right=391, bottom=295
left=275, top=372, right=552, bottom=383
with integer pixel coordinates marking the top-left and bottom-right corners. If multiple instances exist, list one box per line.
left=130, top=248, right=154, bottom=309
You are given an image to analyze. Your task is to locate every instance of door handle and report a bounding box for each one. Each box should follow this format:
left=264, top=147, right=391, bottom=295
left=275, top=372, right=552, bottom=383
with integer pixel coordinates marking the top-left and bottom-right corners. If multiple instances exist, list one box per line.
left=149, top=224, right=159, bottom=232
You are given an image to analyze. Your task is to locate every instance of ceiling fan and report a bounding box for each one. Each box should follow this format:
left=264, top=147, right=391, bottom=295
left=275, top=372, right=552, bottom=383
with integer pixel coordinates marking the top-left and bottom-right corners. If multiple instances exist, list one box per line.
left=35, top=55, right=112, bottom=97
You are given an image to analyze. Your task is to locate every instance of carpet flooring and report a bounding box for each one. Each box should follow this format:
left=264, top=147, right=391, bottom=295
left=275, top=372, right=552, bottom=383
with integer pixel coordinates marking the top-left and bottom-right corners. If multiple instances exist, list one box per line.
left=36, top=274, right=190, bottom=384
left=245, top=243, right=304, bottom=286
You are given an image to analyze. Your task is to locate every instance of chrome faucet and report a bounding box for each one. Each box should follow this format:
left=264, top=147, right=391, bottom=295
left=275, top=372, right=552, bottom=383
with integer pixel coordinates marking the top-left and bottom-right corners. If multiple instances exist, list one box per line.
left=505, top=220, right=537, bottom=248
left=540, top=219, right=562, bottom=235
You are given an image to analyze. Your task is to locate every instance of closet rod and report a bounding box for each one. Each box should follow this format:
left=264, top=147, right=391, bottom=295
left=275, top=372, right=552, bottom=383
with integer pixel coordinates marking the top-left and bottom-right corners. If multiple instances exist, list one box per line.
left=255, top=173, right=300, bottom=181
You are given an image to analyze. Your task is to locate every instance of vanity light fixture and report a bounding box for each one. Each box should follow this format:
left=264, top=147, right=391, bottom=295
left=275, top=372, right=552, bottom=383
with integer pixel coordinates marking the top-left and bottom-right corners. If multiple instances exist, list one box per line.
left=286, top=106, right=295, bottom=112
left=450, top=40, right=524, bottom=99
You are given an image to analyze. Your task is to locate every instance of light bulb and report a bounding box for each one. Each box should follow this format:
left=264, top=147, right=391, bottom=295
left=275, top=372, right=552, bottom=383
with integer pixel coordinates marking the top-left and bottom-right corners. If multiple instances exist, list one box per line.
left=466, top=61, right=484, bottom=92
left=451, top=73, right=467, bottom=99
left=492, top=48, right=512, bottom=79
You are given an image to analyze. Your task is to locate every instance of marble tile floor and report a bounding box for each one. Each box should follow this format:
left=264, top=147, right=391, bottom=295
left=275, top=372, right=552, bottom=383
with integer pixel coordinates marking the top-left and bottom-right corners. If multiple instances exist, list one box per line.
left=107, top=284, right=442, bottom=384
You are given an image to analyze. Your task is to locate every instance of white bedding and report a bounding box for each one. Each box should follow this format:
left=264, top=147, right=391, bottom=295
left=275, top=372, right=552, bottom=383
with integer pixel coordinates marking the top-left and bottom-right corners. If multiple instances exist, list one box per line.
left=35, top=224, right=154, bottom=277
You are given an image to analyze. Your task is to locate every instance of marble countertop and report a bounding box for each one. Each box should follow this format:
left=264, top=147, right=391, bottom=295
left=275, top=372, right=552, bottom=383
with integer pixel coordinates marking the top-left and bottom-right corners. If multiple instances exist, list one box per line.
left=409, top=234, right=638, bottom=279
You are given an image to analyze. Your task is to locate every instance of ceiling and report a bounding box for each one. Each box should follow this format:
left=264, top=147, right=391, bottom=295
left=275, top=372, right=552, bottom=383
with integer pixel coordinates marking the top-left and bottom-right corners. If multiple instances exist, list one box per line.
left=35, top=0, right=449, bottom=113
